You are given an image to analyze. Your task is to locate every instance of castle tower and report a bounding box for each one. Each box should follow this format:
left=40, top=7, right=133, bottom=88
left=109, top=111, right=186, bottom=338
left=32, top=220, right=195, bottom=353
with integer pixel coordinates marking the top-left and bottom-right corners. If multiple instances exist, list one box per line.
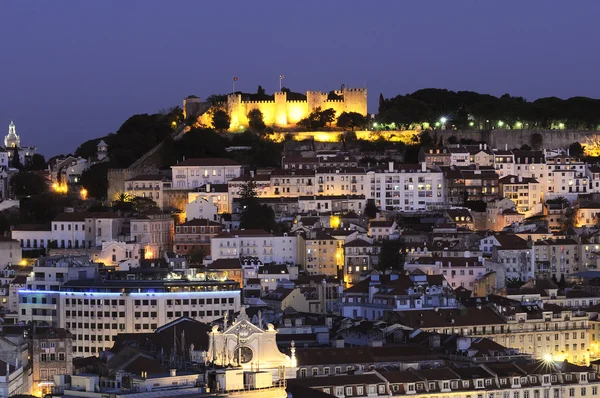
left=306, top=91, right=328, bottom=113
left=96, top=140, right=108, bottom=161
left=227, top=94, right=243, bottom=128
left=274, top=91, right=287, bottom=127
left=342, top=88, right=368, bottom=116
left=5, top=121, right=20, bottom=149
left=183, top=95, right=202, bottom=119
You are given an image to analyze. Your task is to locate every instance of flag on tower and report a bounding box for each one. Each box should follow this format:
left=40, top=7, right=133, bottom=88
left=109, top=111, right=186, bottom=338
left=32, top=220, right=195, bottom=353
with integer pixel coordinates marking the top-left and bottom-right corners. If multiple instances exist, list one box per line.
left=233, top=77, right=238, bottom=81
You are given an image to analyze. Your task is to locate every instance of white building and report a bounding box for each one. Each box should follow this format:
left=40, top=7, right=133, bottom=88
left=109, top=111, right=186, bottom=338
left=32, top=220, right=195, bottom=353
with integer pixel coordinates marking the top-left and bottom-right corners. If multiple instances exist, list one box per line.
left=171, top=158, right=242, bottom=189
left=18, top=279, right=242, bottom=356
left=91, top=241, right=142, bottom=268
left=4, top=121, right=37, bottom=166
left=368, top=162, right=445, bottom=212
left=0, top=236, right=22, bottom=267
left=404, top=256, right=486, bottom=289
left=129, top=211, right=174, bottom=258
left=185, top=197, right=219, bottom=222
left=210, top=230, right=298, bottom=264
left=125, top=174, right=171, bottom=209
left=18, top=255, right=98, bottom=325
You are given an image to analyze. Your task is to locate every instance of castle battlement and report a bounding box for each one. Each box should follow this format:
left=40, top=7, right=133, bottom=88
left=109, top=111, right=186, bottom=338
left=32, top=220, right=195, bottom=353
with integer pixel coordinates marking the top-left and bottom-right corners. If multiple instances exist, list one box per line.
left=243, top=100, right=276, bottom=104
left=205, top=86, right=367, bottom=129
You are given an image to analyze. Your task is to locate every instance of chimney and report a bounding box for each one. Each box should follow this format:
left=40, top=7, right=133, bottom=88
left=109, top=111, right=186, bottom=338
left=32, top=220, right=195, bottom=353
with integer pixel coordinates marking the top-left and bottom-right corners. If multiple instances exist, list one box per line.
left=206, top=183, right=211, bottom=192
left=505, top=143, right=508, bottom=151
left=421, top=162, right=426, bottom=172
left=170, top=369, right=177, bottom=377
left=250, top=171, right=255, bottom=178
left=484, top=143, right=487, bottom=150
left=518, top=176, right=523, bottom=182
left=388, top=161, right=394, bottom=172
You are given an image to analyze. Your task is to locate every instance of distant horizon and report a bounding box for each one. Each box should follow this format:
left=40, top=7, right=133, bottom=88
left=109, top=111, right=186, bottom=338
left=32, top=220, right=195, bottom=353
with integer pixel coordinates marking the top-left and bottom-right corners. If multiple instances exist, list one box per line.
left=5, top=84, right=600, bottom=159
left=2, top=1, right=599, bottom=157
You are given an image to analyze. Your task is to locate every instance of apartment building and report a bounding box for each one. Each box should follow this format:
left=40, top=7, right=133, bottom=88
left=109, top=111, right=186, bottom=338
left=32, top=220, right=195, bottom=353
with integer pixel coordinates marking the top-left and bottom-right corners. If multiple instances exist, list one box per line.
left=315, top=167, right=367, bottom=196
left=129, top=210, right=174, bottom=258
left=298, top=231, right=343, bottom=276
left=32, top=328, right=73, bottom=396
left=368, top=163, right=445, bottom=212
left=124, top=174, right=171, bottom=209
left=343, top=272, right=456, bottom=321
left=343, top=237, right=380, bottom=286
left=389, top=300, right=592, bottom=364
left=490, top=234, right=533, bottom=281
left=499, top=175, right=542, bottom=214
left=171, top=158, right=242, bottom=189
left=291, top=361, right=600, bottom=398
left=173, top=218, right=222, bottom=257
left=19, top=255, right=98, bottom=325
left=533, top=238, right=579, bottom=279
left=270, top=169, right=315, bottom=197
left=188, top=184, right=229, bottom=214
left=404, top=256, right=486, bottom=289
left=19, top=278, right=242, bottom=356
left=210, top=230, right=298, bottom=264
left=493, top=148, right=516, bottom=178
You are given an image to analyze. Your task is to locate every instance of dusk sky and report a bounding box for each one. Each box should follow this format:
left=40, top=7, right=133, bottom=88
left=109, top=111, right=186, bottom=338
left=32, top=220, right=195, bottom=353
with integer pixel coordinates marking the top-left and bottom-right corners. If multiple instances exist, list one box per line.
left=1, top=1, right=599, bottom=157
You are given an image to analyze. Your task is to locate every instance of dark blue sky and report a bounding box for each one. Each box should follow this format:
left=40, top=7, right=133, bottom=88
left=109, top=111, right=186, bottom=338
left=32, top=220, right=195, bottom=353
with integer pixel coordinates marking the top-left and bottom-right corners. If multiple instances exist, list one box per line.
left=1, top=1, right=599, bottom=156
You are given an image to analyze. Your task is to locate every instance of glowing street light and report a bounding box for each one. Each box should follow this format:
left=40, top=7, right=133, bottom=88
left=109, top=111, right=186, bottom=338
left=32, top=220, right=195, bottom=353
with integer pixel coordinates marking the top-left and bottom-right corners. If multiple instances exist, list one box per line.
left=516, top=122, right=523, bottom=128
left=80, top=188, right=88, bottom=200
left=469, top=122, right=474, bottom=127
left=559, top=123, right=565, bottom=129
left=498, top=121, right=504, bottom=127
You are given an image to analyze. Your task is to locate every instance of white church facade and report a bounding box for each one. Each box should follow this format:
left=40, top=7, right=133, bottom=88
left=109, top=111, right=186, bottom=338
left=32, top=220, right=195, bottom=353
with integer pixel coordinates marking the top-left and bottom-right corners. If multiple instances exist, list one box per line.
left=4, top=121, right=37, bottom=166
left=207, top=308, right=297, bottom=381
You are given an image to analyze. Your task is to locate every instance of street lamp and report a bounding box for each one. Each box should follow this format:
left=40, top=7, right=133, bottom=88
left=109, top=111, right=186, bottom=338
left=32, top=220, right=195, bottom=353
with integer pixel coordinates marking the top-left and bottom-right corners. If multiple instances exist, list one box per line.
left=516, top=122, right=522, bottom=128
left=498, top=121, right=504, bottom=127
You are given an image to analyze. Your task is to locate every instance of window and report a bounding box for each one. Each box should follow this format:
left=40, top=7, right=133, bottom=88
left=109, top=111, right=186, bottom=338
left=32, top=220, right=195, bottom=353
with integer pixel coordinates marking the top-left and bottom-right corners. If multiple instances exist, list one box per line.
left=346, top=387, right=352, bottom=396
left=312, top=368, right=318, bottom=376
left=300, top=368, right=306, bottom=378
left=569, top=388, right=575, bottom=397
left=336, top=387, right=344, bottom=397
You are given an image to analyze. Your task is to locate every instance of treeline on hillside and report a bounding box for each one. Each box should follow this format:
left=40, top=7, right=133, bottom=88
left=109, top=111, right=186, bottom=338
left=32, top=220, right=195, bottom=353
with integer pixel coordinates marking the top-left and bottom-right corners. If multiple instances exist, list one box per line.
left=378, top=89, right=600, bottom=130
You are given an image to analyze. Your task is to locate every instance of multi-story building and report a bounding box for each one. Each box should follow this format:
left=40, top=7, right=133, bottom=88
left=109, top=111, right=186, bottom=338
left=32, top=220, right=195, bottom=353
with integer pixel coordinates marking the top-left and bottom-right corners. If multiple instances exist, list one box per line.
left=290, top=361, right=600, bottom=398
left=298, top=194, right=366, bottom=214
left=533, top=238, right=580, bottom=279
left=19, top=255, right=98, bottom=325
left=315, top=167, right=367, bottom=196
left=271, top=169, right=315, bottom=197
left=442, top=165, right=499, bottom=205
left=489, top=234, right=533, bottom=281
left=493, top=148, right=516, bottom=178
left=171, top=158, right=242, bottom=189
left=210, top=230, right=298, bottom=264
left=342, top=272, right=456, bottom=321
left=448, top=145, right=471, bottom=166
left=32, top=328, right=73, bottom=397
left=185, top=196, right=219, bottom=222
left=404, top=256, right=486, bottom=290
left=227, top=173, right=271, bottom=207
left=298, top=231, right=343, bottom=276
left=19, top=277, right=242, bottom=356
left=546, top=156, right=589, bottom=200
left=343, top=237, right=380, bottom=286
left=419, top=146, right=451, bottom=168
left=124, top=174, right=171, bottom=209
left=368, top=219, right=398, bottom=241
left=499, top=175, right=542, bottom=214
left=173, top=218, right=222, bottom=257
left=129, top=210, right=174, bottom=258
left=388, top=298, right=592, bottom=364
left=368, top=163, right=445, bottom=212
left=91, top=241, right=142, bottom=268
left=465, top=143, right=494, bottom=166
left=188, top=184, right=229, bottom=214
left=0, top=236, right=22, bottom=267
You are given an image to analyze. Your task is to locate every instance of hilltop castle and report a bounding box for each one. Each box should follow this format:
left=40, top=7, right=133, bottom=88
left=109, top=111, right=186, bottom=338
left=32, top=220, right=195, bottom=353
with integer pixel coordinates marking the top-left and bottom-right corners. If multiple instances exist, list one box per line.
left=184, top=87, right=368, bottom=129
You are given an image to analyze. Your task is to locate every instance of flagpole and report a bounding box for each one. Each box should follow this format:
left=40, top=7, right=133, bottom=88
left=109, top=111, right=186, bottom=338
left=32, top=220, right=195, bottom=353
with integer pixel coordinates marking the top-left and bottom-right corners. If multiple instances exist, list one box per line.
left=232, top=78, right=235, bottom=95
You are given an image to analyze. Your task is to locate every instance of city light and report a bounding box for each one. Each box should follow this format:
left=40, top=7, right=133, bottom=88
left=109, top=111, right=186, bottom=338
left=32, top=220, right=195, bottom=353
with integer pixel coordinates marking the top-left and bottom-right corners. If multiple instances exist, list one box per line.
left=543, top=353, right=553, bottom=362
left=440, top=117, right=447, bottom=124
left=80, top=188, right=88, bottom=200
left=498, top=121, right=504, bottom=127
left=469, top=122, right=474, bottom=127
left=559, top=123, right=565, bottom=129
left=516, top=122, right=522, bottom=128
left=51, top=182, right=68, bottom=194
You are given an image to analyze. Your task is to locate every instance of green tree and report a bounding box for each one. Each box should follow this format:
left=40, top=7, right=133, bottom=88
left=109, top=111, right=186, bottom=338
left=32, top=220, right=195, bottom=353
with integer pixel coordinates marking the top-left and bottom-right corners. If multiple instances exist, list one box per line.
left=189, top=246, right=207, bottom=263
left=25, top=154, right=47, bottom=170
left=80, top=163, right=112, bottom=200
left=247, top=109, right=266, bottom=133
left=531, top=133, right=543, bottom=149
left=337, top=112, right=366, bottom=131
left=240, top=204, right=276, bottom=232
left=377, top=239, right=404, bottom=271
left=319, top=108, right=336, bottom=127
left=11, top=147, right=22, bottom=169
left=364, top=200, right=379, bottom=219
left=238, top=180, right=258, bottom=208
left=129, top=196, right=159, bottom=212
left=10, top=171, right=48, bottom=197
left=569, top=142, right=584, bottom=157
left=212, top=109, right=231, bottom=132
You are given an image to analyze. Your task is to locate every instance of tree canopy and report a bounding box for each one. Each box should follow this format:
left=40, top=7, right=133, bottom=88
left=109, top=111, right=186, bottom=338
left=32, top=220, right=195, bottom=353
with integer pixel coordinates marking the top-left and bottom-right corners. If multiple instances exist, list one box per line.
left=378, top=89, right=600, bottom=130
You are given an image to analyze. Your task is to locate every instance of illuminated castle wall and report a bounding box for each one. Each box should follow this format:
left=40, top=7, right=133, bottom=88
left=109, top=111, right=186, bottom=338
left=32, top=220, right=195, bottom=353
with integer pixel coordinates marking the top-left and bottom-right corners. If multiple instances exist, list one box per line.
left=226, top=88, right=367, bottom=128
